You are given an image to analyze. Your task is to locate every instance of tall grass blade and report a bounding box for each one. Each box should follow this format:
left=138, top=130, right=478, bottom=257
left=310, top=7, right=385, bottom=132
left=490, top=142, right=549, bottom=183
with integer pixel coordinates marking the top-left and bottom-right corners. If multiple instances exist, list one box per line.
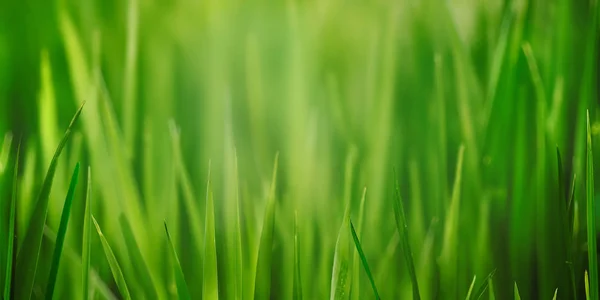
left=14, top=102, right=84, bottom=300
left=392, top=169, right=420, bottom=300
left=92, top=216, right=131, bottom=300
left=351, top=187, right=367, bottom=300
left=203, top=162, right=219, bottom=300
left=3, top=141, right=19, bottom=300
left=165, top=221, right=191, bottom=300
left=233, top=150, right=243, bottom=300
left=82, top=168, right=92, bottom=300
left=349, top=219, right=380, bottom=299
left=119, top=215, right=157, bottom=299
left=45, top=163, right=80, bottom=299
left=293, top=211, right=302, bottom=300
left=586, top=110, right=598, bottom=300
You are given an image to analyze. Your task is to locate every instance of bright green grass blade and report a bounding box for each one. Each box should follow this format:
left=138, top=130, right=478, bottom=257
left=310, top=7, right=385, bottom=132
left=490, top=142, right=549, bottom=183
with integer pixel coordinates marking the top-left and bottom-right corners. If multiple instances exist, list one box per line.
left=293, top=211, right=302, bottom=300
left=92, top=216, right=131, bottom=300
left=82, top=168, right=91, bottom=300
left=254, top=153, right=279, bottom=300
left=45, top=163, right=80, bottom=300
left=472, top=269, right=496, bottom=300
left=587, top=110, right=598, bottom=300
left=439, top=145, right=465, bottom=299
left=586, top=270, right=591, bottom=300
left=0, top=132, right=12, bottom=174
left=234, top=150, right=243, bottom=300
left=351, top=187, right=367, bottom=300
left=488, top=278, right=495, bottom=300
left=514, top=282, right=521, bottom=300
left=465, top=275, right=476, bottom=300
left=552, top=288, right=558, bottom=300
left=4, top=141, right=19, bottom=300
left=392, top=169, right=420, bottom=300
left=119, top=215, right=157, bottom=299
left=165, top=221, right=191, bottom=300
left=349, top=219, right=380, bottom=300
left=203, top=162, right=218, bottom=300
left=14, top=102, right=84, bottom=300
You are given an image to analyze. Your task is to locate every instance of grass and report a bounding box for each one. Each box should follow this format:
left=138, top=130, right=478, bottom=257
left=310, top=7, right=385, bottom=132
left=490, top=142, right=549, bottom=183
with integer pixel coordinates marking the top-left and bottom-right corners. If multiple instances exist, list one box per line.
left=1, top=0, right=600, bottom=299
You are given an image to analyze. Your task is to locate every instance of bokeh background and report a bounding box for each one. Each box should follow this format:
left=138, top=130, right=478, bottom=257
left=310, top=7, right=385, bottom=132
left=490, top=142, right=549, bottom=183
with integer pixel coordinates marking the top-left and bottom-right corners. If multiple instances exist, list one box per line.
left=0, top=0, right=599, bottom=299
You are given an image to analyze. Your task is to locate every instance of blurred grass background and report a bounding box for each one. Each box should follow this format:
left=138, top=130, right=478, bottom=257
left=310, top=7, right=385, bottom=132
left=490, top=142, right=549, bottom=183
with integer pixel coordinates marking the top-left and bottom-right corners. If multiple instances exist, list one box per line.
left=0, top=0, right=599, bottom=298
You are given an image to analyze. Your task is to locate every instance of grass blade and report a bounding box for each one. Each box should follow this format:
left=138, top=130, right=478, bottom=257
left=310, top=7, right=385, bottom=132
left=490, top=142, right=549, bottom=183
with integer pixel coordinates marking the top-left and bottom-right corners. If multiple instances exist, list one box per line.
left=119, top=215, right=157, bottom=299
left=514, top=282, right=521, bottom=300
left=254, top=153, right=279, bottom=300
left=165, top=221, right=191, bottom=300
left=203, top=162, right=218, bottom=300
left=465, top=275, right=476, bottom=300
left=3, top=141, right=19, bottom=299
left=14, top=102, right=84, bottom=300
left=392, top=169, right=421, bottom=300
left=586, top=270, right=590, bottom=300
left=587, top=110, right=598, bottom=300
left=233, top=150, right=243, bottom=300
left=92, top=216, right=131, bottom=300
left=0, top=132, right=12, bottom=174
left=552, top=288, right=558, bottom=300
left=472, top=269, right=496, bottom=300
left=82, top=168, right=92, bottom=300
left=45, top=163, right=80, bottom=299
left=349, top=219, right=380, bottom=299
left=351, top=187, right=367, bottom=300
left=293, top=211, right=302, bottom=300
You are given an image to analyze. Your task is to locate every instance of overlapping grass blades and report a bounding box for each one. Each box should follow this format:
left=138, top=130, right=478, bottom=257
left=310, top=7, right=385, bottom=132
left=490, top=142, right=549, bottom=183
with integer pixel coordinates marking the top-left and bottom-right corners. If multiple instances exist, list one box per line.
left=254, top=153, right=279, bottom=299
left=119, top=215, right=157, bottom=299
left=165, top=221, right=191, bottom=300
left=46, top=163, right=80, bottom=299
left=14, top=102, right=84, bottom=300
left=93, top=216, right=131, bottom=299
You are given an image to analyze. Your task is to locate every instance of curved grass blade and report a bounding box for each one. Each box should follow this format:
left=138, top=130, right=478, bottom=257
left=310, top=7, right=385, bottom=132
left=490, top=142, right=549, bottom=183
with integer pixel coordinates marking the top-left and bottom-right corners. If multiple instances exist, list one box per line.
left=349, top=219, right=380, bottom=299
left=203, top=162, right=218, bottom=300
left=119, top=215, right=157, bottom=299
left=293, top=211, right=302, bottom=300
left=392, top=169, right=421, bottom=300
left=165, top=221, right=191, bottom=300
left=14, top=102, right=84, bottom=300
left=45, top=163, right=80, bottom=299
left=514, top=282, right=521, bottom=300
left=465, top=275, right=476, bottom=300
left=552, top=288, right=558, bottom=300
left=82, top=168, right=92, bottom=300
left=254, top=153, right=279, bottom=300
left=93, top=216, right=131, bottom=300
left=351, top=188, right=367, bottom=300
left=587, top=110, right=598, bottom=300
left=4, top=141, right=19, bottom=300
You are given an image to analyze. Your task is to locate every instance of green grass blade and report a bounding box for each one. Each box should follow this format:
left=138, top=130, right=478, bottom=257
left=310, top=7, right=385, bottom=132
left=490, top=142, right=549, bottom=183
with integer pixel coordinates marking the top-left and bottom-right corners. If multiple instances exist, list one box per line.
left=488, top=278, right=495, bottom=300
left=293, top=211, right=302, bottom=300
left=234, top=150, right=243, bottom=300
left=165, top=221, right=191, bottom=300
left=552, top=288, right=558, bottom=300
left=514, top=282, right=521, bottom=300
left=4, top=141, right=19, bottom=300
left=119, top=215, right=157, bottom=299
left=92, top=216, right=131, bottom=300
left=14, top=102, right=84, bottom=300
left=82, top=168, right=92, bottom=300
left=0, top=132, right=12, bottom=174
left=472, top=269, right=496, bottom=300
left=349, top=219, right=380, bottom=299
left=465, top=275, right=476, bottom=300
left=587, top=110, right=598, bottom=300
left=254, top=153, right=279, bottom=300
left=586, top=270, right=590, bottom=300
left=392, top=169, right=420, bottom=300
left=45, top=163, right=80, bottom=299
left=351, top=187, right=367, bottom=300
left=203, top=161, right=218, bottom=300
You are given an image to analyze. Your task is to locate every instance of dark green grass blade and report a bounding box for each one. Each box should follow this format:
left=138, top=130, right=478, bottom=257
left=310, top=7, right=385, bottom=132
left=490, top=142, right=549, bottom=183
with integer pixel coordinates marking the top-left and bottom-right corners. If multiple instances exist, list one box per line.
left=254, top=153, right=279, bottom=300
left=472, top=269, right=496, bottom=300
left=392, top=169, right=420, bottom=300
left=119, top=215, right=157, bottom=299
left=557, top=148, right=577, bottom=299
left=203, top=162, right=218, bottom=300
left=165, top=221, right=191, bottom=300
left=586, top=110, right=598, bottom=300
left=293, top=211, right=302, bottom=300
left=45, top=163, right=80, bottom=299
left=349, top=220, right=380, bottom=299
left=93, top=216, right=131, bottom=300
left=4, top=141, right=19, bottom=300
left=82, top=167, right=92, bottom=300
left=14, top=101, right=84, bottom=300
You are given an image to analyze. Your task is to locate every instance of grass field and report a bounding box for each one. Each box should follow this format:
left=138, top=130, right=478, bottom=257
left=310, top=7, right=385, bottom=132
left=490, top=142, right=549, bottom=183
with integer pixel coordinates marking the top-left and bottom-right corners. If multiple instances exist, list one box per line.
left=0, top=0, right=599, bottom=299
